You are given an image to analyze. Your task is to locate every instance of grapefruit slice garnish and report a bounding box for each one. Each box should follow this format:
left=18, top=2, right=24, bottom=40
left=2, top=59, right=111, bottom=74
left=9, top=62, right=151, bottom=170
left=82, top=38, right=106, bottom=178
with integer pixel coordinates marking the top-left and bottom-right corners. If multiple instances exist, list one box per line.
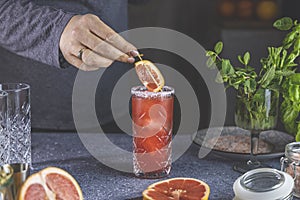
left=142, top=177, right=210, bottom=200
left=134, top=60, right=165, bottom=92
left=19, top=167, right=83, bottom=200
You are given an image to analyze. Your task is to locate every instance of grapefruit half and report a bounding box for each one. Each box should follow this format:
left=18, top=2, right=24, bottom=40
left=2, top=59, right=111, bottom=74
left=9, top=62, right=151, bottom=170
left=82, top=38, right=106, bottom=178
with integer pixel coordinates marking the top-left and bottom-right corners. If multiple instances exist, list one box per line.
left=143, top=177, right=210, bottom=200
left=19, top=167, right=83, bottom=200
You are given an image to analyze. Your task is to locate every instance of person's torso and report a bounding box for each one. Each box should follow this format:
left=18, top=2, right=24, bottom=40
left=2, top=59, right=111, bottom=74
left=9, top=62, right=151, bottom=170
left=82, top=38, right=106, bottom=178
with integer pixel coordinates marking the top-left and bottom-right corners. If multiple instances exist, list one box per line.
left=0, top=0, right=129, bottom=131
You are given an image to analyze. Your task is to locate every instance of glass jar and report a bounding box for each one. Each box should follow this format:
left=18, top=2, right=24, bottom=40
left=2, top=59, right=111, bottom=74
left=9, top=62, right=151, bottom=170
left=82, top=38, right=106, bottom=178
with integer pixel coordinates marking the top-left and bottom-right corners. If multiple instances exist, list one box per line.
left=233, top=168, right=294, bottom=200
left=281, top=142, right=300, bottom=198
left=0, top=164, right=14, bottom=200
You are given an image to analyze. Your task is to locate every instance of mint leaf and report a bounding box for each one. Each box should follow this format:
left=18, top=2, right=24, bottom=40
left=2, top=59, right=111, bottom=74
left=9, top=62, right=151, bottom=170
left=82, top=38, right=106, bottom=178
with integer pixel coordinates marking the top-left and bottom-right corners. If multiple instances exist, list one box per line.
left=206, top=57, right=216, bottom=68
left=238, top=55, right=244, bottom=65
left=249, top=79, right=257, bottom=92
left=222, top=59, right=235, bottom=75
left=273, top=17, right=293, bottom=31
left=283, top=32, right=296, bottom=46
left=294, top=39, right=300, bottom=52
left=275, top=70, right=295, bottom=77
left=215, top=71, right=224, bottom=83
left=288, top=85, right=300, bottom=102
left=244, top=79, right=251, bottom=94
left=214, top=42, right=223, bottom=54
left=206, top=51, right=215, bottom=57
left=243, top=52, right=250, bottom=66
left=259, top=66, right=276, bottom=88
left=281, top=100, right=299, bottom=134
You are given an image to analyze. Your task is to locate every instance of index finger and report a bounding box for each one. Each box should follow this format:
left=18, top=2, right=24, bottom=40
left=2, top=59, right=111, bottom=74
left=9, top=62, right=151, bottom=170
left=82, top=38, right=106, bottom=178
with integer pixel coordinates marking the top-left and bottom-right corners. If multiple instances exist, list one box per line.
left=89, top=16, right=137, bottom=55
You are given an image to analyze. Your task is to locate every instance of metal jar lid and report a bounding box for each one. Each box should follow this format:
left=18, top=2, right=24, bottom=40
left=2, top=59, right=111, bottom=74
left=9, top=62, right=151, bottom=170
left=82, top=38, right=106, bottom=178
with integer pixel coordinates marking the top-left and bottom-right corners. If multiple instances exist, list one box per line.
left=285, top=142, right=300, bottom=163
left=233, top=168, right=294, bottom=200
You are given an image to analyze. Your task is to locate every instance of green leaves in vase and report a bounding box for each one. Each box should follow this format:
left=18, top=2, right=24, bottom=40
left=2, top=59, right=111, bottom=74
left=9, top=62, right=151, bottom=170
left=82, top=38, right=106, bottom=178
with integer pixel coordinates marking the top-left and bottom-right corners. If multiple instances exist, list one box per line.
left=206, top=17, right=300, bottom=140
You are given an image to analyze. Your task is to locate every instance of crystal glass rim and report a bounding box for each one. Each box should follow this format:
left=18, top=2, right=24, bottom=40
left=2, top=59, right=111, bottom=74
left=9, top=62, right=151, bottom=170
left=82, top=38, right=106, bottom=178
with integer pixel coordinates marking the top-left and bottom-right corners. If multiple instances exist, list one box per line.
left=0, top=83, right=30, bottom=92
left=131, top=86, right=174, bottom=98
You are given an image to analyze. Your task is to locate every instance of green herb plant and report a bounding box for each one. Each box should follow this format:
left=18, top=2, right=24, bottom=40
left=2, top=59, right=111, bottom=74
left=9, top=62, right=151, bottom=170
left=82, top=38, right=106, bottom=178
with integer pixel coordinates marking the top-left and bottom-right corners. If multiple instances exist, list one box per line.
left=206, top=17, right=300, bottom=137
left=281, top=73, right=300, bottom=141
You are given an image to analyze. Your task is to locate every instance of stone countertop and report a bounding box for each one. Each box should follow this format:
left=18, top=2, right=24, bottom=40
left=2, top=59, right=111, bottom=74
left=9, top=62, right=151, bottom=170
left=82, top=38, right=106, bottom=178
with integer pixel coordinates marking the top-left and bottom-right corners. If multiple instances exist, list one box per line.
left=31, top=132, right=289, bottom=200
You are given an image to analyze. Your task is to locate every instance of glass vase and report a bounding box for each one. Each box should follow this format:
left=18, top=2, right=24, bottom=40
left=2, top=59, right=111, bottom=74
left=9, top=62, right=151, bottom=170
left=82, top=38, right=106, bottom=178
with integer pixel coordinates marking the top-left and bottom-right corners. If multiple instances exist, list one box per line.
left=234, top=88, right=279, bottom=173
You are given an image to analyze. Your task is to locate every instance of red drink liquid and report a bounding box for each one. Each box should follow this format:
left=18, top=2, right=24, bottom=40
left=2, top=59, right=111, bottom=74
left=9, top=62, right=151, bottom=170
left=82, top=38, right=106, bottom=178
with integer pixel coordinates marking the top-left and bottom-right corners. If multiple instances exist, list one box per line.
left=131, top=86, right=174, bottom=178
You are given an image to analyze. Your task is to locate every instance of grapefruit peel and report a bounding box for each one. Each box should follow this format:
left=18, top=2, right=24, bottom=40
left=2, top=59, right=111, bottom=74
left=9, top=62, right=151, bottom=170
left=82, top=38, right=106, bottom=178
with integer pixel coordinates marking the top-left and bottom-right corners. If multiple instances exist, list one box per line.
left=142, top=177, right=210, bottom=200
left=134, top=59, right=165, bottom=92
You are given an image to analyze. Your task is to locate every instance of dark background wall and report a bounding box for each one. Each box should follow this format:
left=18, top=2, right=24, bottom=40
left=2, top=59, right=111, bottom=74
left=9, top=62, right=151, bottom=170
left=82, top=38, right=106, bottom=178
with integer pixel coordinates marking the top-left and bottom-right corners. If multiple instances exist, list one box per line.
left=128, top=0, right=300, bottom=131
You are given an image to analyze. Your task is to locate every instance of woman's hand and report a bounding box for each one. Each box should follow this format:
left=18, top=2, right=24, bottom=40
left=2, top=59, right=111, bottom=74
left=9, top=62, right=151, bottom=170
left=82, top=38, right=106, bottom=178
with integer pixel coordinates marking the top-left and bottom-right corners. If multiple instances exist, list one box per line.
left=59, top=14, right=138, bottom=71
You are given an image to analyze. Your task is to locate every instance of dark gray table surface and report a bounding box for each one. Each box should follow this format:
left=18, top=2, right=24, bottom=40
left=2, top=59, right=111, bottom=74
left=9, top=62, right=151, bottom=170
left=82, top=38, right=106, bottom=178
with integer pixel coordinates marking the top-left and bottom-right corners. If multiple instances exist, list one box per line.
left=31, top=132, right=288, bottom=200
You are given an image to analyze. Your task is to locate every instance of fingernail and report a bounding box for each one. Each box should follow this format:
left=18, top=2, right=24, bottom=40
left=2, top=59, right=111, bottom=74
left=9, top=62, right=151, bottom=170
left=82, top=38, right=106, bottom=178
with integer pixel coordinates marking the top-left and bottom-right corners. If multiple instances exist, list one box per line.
left=130, top=50, right=139, bottom=57
left=128, top=57, right=135, bottom=63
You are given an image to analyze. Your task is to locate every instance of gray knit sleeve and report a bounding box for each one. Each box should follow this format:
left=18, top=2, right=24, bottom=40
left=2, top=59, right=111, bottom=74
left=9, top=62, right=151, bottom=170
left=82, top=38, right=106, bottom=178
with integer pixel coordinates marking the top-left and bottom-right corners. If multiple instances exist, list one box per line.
left=0, top=0, right=75, bottom=68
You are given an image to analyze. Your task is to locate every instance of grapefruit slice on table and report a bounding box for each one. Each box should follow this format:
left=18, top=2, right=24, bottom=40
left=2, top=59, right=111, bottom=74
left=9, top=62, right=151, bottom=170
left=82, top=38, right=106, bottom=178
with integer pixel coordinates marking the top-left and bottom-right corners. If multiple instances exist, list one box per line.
left=19, top=167, right=83, bottom=200
left=135, top=60, right=165, bottom=92
left=143, top=177, right=210, bottom=200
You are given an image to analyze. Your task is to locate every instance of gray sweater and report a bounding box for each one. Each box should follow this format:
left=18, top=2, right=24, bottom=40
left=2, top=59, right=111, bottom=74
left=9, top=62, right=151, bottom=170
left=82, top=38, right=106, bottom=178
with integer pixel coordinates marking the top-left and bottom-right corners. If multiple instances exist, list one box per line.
left=0, top=0, right=74, bottom=68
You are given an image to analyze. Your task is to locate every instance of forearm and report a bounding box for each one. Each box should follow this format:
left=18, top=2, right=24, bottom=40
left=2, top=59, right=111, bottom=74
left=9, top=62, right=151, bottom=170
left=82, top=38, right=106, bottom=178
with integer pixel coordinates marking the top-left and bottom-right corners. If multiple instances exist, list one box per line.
left=0, top=0, right=74, bottom=68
